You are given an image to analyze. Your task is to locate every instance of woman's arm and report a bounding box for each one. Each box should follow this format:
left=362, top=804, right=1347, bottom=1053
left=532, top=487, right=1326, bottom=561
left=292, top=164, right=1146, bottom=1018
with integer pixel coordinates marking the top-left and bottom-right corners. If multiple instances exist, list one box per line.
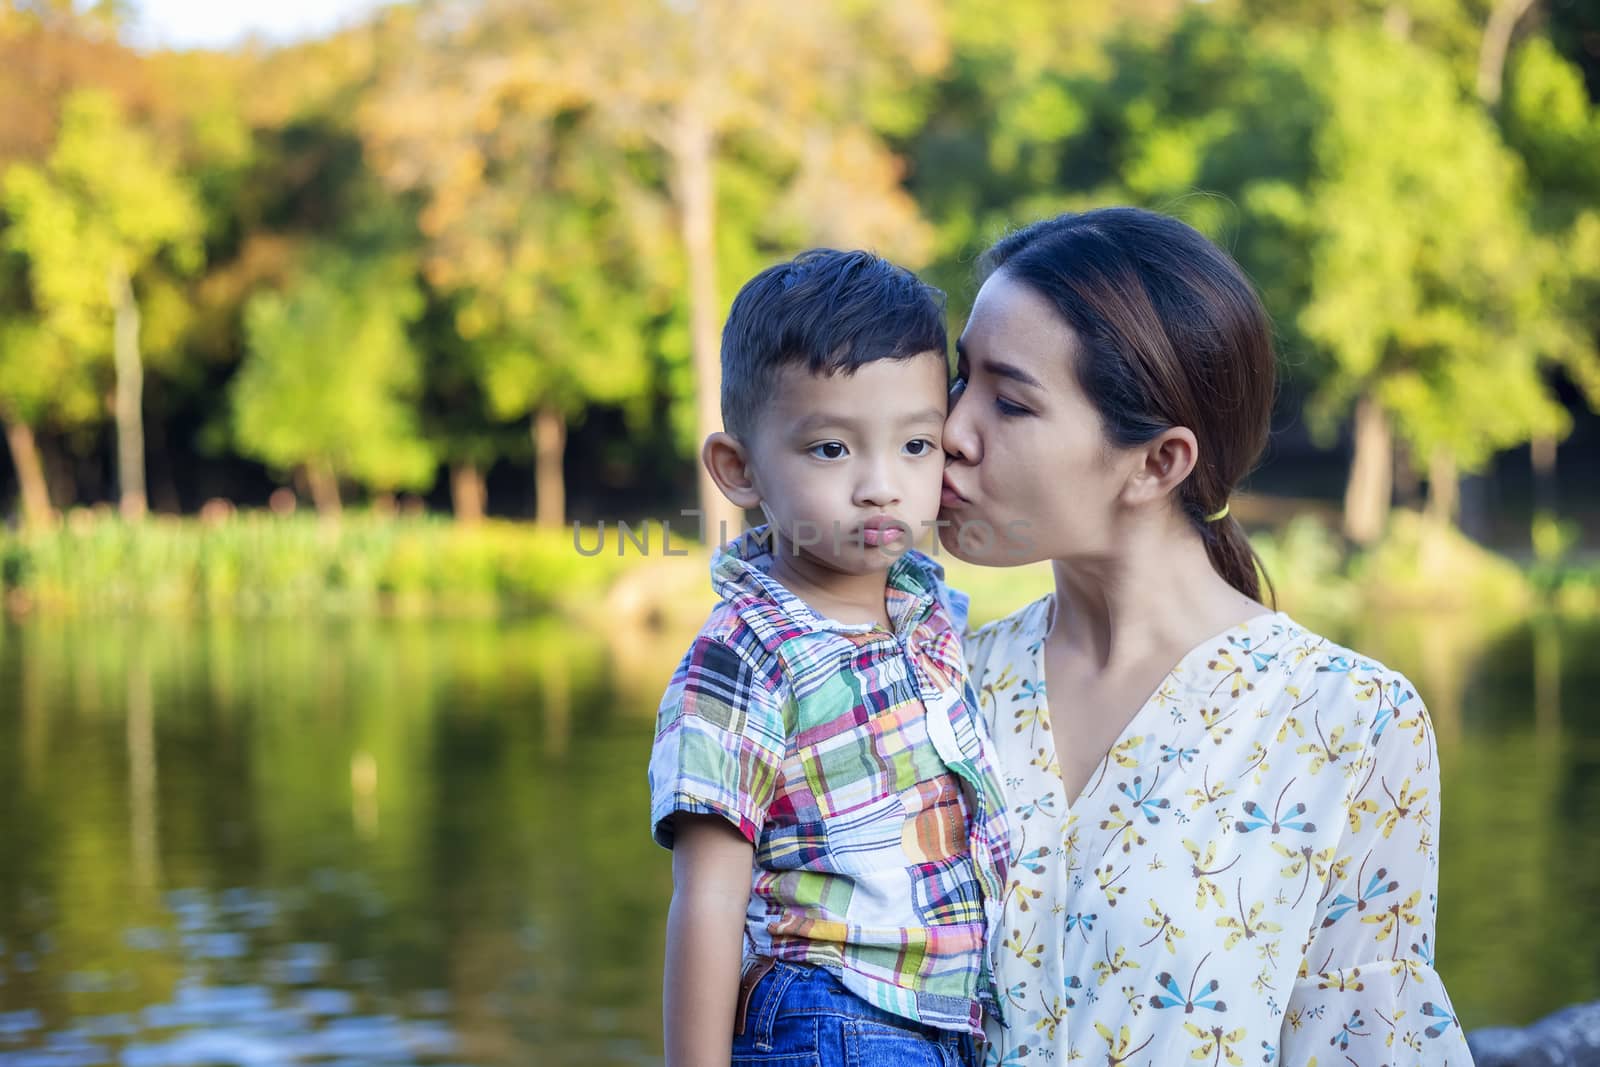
left=664, top=814, right=756, bottom=1067
left=1279, top=672, right=1472, bottom=1064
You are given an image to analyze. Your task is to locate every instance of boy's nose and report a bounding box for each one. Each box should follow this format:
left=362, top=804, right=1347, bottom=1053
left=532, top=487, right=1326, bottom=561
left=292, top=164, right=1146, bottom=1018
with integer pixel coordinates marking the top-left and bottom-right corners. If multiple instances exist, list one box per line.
left=853, top=464, right=901, bottom=508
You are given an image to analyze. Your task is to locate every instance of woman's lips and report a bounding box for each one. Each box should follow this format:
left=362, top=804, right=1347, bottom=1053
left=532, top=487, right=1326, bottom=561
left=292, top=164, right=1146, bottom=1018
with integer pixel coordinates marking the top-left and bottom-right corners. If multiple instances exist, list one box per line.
left=940, top=475, right=968, bottom=509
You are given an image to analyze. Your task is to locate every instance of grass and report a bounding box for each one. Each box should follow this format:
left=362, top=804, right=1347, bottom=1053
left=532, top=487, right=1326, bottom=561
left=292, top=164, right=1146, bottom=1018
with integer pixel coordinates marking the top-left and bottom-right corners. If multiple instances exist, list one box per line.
left=1, top=507, right=1592, bottom=623
left=0, top=511, right=631, bottom=618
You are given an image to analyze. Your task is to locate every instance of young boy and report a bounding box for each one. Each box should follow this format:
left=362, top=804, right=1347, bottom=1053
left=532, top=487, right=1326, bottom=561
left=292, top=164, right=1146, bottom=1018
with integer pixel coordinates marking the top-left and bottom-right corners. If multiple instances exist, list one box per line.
left=647, top=249, right=1010, bottom=1067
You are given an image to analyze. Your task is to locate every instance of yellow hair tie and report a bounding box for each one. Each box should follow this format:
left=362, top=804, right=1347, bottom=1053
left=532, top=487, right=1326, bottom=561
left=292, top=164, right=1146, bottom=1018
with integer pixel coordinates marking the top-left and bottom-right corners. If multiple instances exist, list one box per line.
left=1204, top=503, right=1230, bottom=523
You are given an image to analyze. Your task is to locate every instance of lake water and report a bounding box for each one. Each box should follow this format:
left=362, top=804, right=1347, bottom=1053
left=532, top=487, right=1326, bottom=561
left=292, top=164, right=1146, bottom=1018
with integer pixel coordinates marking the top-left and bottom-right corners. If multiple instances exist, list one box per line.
left=0, top=610, right=1596, bottom=1065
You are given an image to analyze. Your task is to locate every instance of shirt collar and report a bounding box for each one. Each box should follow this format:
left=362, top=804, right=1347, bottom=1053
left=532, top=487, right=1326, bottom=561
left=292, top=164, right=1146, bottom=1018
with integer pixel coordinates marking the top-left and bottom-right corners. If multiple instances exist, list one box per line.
left=710, top=524, right=947, bottom=639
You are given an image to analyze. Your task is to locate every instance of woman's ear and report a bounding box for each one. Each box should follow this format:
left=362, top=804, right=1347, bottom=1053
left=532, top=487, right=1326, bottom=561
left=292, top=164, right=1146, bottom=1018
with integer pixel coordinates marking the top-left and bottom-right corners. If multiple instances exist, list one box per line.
left=1121, top=426, right=1199, bottom=511
left=702, top=432, right=764, bottom=510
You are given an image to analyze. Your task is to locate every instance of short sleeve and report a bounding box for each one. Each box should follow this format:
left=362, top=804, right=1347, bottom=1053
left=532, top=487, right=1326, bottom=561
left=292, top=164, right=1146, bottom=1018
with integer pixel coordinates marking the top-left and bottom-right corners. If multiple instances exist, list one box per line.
left=647, top=635, right=787, bottom=849
left=1280, top=672, right=1474, bottom=1065
left=939, top=579, right=971, bottom=637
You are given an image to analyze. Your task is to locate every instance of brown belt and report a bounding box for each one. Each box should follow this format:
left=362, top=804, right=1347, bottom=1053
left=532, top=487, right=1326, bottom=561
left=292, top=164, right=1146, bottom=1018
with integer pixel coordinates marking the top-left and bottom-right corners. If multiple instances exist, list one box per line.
left=732, top=956, right=777, bottom=1036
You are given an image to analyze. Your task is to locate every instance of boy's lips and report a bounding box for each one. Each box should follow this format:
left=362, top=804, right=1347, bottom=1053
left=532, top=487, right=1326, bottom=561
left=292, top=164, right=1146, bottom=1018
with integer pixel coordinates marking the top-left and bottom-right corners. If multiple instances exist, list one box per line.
left=940, top=475, right=968, bottom=509
left=859, top=516, right=906, bottom=547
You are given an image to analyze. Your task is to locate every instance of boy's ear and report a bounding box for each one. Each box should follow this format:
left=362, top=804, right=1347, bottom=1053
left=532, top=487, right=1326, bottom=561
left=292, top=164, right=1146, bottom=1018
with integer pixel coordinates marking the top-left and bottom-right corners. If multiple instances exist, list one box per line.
left=1120, top=425, right=1199, bottom=512
left=702, top=432, right=764, bottom=510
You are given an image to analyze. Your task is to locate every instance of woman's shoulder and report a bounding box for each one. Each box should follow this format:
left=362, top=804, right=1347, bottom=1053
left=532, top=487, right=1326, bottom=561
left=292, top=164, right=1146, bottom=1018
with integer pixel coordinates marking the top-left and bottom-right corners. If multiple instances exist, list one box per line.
left=1265, top=614, right=1428, bottom=728
left=964, top=593, right=1052, bottom=680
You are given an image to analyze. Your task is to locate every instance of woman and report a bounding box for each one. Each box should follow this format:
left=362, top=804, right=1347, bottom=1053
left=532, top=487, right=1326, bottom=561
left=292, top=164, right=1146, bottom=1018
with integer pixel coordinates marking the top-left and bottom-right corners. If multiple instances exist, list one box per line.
left=940, top=208, right=1472, bottom=1065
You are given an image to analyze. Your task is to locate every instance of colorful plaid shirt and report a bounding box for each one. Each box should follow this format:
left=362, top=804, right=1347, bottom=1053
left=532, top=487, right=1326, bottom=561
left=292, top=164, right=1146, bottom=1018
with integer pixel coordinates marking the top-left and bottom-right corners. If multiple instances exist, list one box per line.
left=648, top=526, right=1010, bottom=1035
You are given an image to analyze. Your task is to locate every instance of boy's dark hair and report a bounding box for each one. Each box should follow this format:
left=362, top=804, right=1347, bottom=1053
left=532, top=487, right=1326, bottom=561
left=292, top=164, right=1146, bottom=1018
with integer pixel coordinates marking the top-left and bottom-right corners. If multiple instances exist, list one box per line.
left=719, top=249, right=948, bottom=441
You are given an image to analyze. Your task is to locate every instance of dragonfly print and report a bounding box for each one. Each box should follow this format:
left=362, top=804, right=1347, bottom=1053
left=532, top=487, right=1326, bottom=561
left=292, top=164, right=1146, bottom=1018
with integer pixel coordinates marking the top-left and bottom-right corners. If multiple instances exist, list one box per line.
left=1185, top=1022, right=1248, bottom=1067
left=1323, top=855, right=1399, bottom=928
left=1185, top=838, right=1239, bottom=911
left=1296, top=707, right=1364, bottom=774
left=1118, top=772, right=1171, bottom=823
left=1270, top=841, right=1339, bottom=908
left=966, top=603, right=1473, bottom=1066
left=1150, top=951, right=1228, bottom=1013
left=1217, top=878, right=1283, bottom=949
left=1235, top=778, right=1317, bottom=835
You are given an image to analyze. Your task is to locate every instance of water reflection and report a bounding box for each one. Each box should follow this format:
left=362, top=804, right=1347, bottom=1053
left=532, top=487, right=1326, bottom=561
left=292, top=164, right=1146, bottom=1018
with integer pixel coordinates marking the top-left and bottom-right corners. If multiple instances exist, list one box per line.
left=0, top=618, right=669, bottom=1066
left=0, top=613, right=1596, bottom=1063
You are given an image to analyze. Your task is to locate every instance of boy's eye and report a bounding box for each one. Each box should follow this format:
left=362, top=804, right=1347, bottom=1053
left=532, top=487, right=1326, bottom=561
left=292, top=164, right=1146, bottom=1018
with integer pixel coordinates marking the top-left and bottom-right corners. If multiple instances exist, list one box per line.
left=809, top=442, right=847, bottom=460
left=904, top=439, right=936, bottom=457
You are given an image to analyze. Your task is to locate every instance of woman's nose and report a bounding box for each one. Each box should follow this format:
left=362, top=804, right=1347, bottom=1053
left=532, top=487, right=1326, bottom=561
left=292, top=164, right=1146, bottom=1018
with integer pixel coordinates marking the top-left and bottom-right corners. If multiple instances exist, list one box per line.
left=942, top=384, right=981, bottom=464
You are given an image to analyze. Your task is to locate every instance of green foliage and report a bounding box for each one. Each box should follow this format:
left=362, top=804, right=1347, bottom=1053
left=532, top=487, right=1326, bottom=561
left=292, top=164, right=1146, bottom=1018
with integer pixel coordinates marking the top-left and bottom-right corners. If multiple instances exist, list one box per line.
left=1249, top=513, right=1358, bottom=619
left=1285, top=28, right=1569, bottom=472
left=3, top=89, right=201, bottom=353
left=0, top=512, right=632, bottom=616
left=0, top=1, right=1596, bottom=554
left=1, top=88, right=201, bottom=437
left=232, top=251, right=434, bottom=492
left=1351, top=510, right=1532, bottom=610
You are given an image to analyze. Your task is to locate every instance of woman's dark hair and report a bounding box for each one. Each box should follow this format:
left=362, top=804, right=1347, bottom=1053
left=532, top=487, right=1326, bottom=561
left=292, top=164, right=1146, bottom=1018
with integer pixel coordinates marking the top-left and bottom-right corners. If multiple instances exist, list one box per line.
left=980, top=207, right=1276, bottom=604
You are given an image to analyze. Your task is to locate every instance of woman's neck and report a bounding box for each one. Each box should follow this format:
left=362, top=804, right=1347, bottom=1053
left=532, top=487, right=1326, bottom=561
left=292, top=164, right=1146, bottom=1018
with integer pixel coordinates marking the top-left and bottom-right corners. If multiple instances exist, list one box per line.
left=1048, top=516, right=1264, bottom=674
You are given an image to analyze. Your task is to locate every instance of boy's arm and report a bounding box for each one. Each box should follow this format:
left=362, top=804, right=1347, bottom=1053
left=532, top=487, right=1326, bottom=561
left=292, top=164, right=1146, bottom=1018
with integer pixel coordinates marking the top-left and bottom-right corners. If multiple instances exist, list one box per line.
left=663, top=814, right=755, bottom=1067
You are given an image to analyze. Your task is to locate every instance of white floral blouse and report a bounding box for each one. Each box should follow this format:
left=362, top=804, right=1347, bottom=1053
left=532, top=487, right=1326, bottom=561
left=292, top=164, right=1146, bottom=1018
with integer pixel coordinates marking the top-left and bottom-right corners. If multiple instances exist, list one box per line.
left=967, top=597, right=1473, bottom=1066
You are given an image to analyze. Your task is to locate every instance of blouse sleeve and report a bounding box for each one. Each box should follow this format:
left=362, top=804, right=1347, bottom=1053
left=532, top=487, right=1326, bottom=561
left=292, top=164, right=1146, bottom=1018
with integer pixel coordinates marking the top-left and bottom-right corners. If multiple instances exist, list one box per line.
left=1279, top=670, right=1474, bottom=1066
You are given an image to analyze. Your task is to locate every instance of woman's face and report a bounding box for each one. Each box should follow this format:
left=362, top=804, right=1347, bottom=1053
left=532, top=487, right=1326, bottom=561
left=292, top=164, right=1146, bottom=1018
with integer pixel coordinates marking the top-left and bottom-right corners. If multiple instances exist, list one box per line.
left=939, top=270, right=1139, bottom=566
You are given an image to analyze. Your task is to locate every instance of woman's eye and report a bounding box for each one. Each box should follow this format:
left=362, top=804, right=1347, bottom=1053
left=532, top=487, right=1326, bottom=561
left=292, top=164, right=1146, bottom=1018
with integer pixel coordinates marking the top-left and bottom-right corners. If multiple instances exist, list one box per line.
left=995, top=396, right=1030, bottom=417
left=904, top=439, right=936, bottom=457
left=808, top=442, right=847, bottom=460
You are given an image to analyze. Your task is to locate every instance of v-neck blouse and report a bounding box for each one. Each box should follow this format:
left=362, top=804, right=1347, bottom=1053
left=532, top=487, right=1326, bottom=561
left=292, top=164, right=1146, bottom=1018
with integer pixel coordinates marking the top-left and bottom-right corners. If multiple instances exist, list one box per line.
left=967, top=596, right=1473, bottom=1066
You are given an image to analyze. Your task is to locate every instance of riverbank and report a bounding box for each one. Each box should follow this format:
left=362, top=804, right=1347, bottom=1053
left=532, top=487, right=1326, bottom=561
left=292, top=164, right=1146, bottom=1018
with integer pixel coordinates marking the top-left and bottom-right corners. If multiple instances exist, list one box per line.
left=1, top=507, right=1596, bottom=624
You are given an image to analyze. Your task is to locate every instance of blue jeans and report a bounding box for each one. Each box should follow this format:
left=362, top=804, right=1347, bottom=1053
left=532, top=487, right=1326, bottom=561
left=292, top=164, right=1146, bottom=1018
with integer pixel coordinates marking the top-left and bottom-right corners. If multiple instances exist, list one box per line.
left=732, top=960, right=981, bottom=1067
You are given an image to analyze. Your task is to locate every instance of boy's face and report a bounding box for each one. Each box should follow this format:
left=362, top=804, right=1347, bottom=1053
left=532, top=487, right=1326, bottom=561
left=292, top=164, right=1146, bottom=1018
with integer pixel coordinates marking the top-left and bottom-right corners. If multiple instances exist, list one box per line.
left=744, top=352, right=949, bottom=576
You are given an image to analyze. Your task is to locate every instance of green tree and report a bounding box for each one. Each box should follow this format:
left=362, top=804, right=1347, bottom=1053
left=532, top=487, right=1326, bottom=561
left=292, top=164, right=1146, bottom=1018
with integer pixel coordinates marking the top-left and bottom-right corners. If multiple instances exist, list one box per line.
left=458, top=0, right=944, bottom=540
left=1279, top=27, right=1572, bottom=537
left=361, top=14, right=664, bottom=527
left=913, top=5, right=1596, bottom=543
left=1501, top=36, right=1600, bottom=509
left=3, top=89, right=202, bottom=521
left=0, top=315, right=99, bottom=526
left=232, top=250, right=434, bottom=517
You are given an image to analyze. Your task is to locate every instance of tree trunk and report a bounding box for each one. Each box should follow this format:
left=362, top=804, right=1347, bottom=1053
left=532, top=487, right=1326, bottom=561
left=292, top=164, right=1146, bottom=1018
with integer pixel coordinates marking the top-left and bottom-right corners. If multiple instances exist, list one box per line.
left=305, top=461, right=342, bottom=519
left=39, top=435, right=78, bottom=509
left=2, top=417, right=53, bottom=529
left=451, top=461, right=487, bottom=524
left=1478, top=0, right=1536, bottom=106
left=533, top=406, right=566, bottom=529
left=1530, top=434, right=1557, bottom=514
left=671, top=82, right=743, bottom=547
left=1425, top=447, right=1460, bottom=527
left=1382, top=4, right=1412, bottom=40
left=1392, top=440, right=1420, bottom=509
left=1343, top=395, right=1393, bottom=545
left=109, top=264, right=147, bottom=522
left=126, top=659, right=161, bottom=895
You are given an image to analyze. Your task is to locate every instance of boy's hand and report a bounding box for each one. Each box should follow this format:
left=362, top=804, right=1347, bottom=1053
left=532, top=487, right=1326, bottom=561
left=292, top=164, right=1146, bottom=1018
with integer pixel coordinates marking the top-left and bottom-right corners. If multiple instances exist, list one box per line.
left=664, top=814, right=756, bottom=1067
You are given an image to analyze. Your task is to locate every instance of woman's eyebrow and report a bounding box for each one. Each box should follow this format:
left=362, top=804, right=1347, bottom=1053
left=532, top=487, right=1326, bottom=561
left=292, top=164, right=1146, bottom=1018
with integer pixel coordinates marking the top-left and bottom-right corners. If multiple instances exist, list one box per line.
left=984, top=356, right=1045, bottom=389
left=954, top=340, right=1044, bottom=389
